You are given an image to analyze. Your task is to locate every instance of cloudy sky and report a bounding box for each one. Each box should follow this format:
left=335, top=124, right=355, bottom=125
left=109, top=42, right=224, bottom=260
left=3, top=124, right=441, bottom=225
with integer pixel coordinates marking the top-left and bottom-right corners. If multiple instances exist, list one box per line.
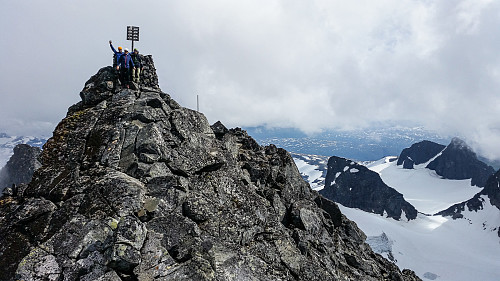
left=1, top=0, right=500, bottom=159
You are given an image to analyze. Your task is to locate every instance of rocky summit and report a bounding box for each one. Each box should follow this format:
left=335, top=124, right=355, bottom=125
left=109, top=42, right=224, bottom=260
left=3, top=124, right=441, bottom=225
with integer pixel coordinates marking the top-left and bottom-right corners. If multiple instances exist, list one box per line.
left=0, top=56, right=420, bottom=281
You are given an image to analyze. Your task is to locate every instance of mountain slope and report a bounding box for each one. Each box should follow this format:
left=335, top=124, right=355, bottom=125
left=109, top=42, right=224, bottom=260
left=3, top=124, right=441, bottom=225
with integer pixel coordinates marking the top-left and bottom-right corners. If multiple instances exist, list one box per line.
left=0, top=57, right=419, bottom=280
left=295, top=153, right=500, bottom=281
left=320, top=156, right=418, bottom=220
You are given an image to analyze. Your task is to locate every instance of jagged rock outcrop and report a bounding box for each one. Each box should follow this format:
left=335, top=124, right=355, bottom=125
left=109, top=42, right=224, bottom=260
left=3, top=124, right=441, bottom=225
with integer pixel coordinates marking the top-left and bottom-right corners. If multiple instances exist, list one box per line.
left=0, top=57, right=420, bottom=280
left=397, top=140, right=445, bottom=169
left=426, top=137, right=495, bottom=187
left=0, top=144, right=41, bottom=193
left=320, top=156, right=418, bottom=220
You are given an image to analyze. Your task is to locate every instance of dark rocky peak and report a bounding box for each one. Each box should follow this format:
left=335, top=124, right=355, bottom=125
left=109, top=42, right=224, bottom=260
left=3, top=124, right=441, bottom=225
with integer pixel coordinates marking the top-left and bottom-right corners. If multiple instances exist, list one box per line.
left=0, top=144, right=41, bottom=193
left=320, top=156, right=418, bottom=220
left=426, top=137, right=495, bottom=187
left=397, top=140, right=445, bottom=169
left=0, top=57, right=420, bottom=280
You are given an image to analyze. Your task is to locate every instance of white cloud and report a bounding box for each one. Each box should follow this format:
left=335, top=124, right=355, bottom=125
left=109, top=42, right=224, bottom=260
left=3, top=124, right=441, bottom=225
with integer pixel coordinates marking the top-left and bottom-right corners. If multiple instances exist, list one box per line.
left=1, top=0, right=500, bottom=159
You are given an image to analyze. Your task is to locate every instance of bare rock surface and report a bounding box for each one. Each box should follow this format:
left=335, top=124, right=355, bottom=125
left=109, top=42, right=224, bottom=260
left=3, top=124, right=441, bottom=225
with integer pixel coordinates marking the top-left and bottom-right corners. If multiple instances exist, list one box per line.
left=0, top=57, right=420, bottom=281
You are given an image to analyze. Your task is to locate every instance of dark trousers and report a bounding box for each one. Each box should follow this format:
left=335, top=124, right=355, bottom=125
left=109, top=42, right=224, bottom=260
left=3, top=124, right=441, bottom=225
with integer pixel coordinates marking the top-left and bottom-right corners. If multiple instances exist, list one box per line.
left=119, top=67, right=132, bottom=86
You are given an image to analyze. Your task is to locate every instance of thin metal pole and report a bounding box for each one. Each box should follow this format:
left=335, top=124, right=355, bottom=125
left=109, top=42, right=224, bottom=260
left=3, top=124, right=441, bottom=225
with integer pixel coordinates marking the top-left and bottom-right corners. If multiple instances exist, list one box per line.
left=197, top=95, right=199, bottom=112
left=131, top=40, right=134, bottom=52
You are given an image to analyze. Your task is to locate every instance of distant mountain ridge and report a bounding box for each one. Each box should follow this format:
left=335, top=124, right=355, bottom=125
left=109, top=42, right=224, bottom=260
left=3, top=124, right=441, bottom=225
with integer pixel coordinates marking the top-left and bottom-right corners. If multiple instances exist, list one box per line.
left=293, top=140, right=500, bottom=281
left=425, top=137, right=495, bottom=187
left=0, top=133, right=46, bottom=168
left=246, top=126, right=451, bottom=161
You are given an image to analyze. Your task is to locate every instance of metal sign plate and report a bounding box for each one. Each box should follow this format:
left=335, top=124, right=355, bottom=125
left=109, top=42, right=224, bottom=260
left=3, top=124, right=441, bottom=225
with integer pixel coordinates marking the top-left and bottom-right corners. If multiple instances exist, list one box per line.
left=127, top=26, right=139, bottom=41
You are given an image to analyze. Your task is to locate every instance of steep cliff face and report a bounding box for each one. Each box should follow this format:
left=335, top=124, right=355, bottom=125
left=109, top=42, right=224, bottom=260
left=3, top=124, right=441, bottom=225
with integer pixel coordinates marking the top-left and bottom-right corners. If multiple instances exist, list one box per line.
left=0, top=143, right=41, bottom=192
left=320, top=156, right=417, bottom=221
left=0, top=57, right=420, bottom=281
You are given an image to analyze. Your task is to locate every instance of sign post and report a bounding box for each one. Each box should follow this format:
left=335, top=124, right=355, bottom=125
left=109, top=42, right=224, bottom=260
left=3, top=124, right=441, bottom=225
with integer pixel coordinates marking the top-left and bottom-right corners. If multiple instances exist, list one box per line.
left=127, top=26, right=139, bottom=51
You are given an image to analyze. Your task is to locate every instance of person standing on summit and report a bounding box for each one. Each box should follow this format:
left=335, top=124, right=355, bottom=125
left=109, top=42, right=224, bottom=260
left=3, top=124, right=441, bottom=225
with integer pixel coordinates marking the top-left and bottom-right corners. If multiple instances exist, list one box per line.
left=131, top=48, right=143, bottom=83
left=109, top=40, right=123, bottom=67
left=117, top=48, right=135, bottom=88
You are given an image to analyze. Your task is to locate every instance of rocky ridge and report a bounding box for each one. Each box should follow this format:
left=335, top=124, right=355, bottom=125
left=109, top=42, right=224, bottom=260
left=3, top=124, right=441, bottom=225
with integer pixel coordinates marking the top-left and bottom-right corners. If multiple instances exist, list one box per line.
left=396, top=140, right=445, bottom=169
left=320, top=156, right=418, bottom=221
left=0, top=143, right=41, bottom=193
left=0, top=56, right=420, bottom=280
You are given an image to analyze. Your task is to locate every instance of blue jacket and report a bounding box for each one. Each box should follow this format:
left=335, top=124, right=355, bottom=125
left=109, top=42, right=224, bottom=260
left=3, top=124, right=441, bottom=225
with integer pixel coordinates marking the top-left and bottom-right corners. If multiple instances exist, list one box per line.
left=118, top=53, right=135, bottom=69
left=110, top=43, right=124, bottom=63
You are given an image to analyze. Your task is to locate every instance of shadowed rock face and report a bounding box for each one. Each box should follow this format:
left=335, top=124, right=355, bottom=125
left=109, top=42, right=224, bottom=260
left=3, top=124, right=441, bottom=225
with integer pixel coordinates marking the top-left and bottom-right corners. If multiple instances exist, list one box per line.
left=0, top=144, right=41, bottom=193
left=320, top=156, right=418, bottom=220
left=0, top=57, right=420, bottom=281
left=397, top=140, right=445, bottom=169
left=426, top=138, right=495, bottom=187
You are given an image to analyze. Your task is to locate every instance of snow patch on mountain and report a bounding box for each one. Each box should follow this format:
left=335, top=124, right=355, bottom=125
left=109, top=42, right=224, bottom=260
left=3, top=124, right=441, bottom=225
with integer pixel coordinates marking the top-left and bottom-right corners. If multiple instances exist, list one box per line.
left=368, top=157, right=482, bottom=215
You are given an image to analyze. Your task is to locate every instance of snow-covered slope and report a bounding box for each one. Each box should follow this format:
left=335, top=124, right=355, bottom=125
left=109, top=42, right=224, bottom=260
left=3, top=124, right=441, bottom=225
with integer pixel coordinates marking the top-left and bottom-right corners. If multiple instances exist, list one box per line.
left=368, top=157, right=482, bottom=215
left=339, top=200, right=500, bottom=281
left=295, top=154, right=500, bottom=281
left=292, top=153, right=328, bottom=191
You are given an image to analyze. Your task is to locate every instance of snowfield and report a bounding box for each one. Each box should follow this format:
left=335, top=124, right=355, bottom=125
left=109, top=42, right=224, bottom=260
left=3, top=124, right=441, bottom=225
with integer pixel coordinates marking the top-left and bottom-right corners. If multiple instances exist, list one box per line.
left=368, top=157, right=482, bottom=215
left=292, top=153, right=328, bottom=191
left=339, top=199, right=500, bottom=281
left=294, top=158, right=324, bottom=190
left=295, top=155, right=500, bottom=281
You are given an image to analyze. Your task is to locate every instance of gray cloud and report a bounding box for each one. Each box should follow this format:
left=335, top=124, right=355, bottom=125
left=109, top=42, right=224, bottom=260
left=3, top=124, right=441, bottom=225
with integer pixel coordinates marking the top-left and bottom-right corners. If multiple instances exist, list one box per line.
left=1, top=0, right=500, bottom=160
